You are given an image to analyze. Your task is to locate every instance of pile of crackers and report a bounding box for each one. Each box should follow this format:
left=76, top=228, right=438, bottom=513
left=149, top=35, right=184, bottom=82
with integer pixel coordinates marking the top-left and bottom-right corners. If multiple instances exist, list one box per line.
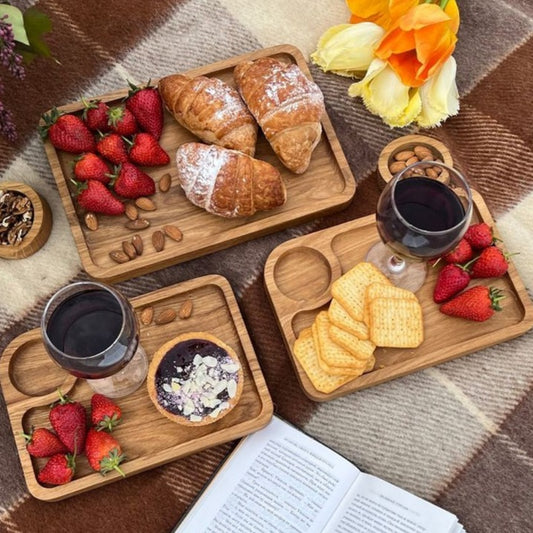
left=294, top=262, right=424, bottom=394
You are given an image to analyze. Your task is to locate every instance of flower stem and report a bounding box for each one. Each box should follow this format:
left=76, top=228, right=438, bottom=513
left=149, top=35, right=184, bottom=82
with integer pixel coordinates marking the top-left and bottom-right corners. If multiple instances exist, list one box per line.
left=440, top=0, right=450, bottom=9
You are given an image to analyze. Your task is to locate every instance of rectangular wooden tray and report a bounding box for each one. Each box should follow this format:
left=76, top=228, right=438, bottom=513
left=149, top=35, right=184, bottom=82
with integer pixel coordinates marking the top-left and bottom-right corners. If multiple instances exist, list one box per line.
left=43, top=44, right=356, bottom=283
left=264, top=190, right=533, bottom=401
left=0, top=275, right=273, bottom=501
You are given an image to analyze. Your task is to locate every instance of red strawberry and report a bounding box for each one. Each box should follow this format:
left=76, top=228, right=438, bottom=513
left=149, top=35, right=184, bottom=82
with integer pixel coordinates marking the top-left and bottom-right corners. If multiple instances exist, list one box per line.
left=107, top=105, right=138, bottom=136
left=127, top=133, right=170, bottom=166
left=49, top=390, right=87, bottom=454
left=40, top=108, right=96, bottom=154
left=111, top=162, right=155, bottom=198
left=433, top=264, right=471, bottom=303
left=471, top=246, right=511, bottom=278
left=126, top=81, right=163, bottom=139
left=23, top=427, right=68, bottom=458
left=73, top=153, right=111, bottom=184
left=96, top=133, right=129, bottom=164
left=464, top=223, right=494, bottom=250
left=76, top=179, right=125, bottom=216
left=37, top=453, right=76, bottom=485
left=81, top=98, right=111, bottom=132
left=85, top=427, right=125, bottom=476
left=91, top=394, right=122, bottom=432
left=442, top=238, right=473, bottom=264
left=440, top=285, right=504, bottom=322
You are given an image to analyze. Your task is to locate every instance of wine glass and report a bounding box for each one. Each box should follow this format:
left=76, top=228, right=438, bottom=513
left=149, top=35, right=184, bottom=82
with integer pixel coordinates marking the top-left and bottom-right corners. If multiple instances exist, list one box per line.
left=41, top=281, right=148, bottom=398
left=366, top=160, right=473, bottom=292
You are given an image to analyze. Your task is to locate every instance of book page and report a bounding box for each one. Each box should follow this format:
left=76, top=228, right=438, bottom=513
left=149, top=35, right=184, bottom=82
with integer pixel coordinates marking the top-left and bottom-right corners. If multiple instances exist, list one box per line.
left=175, top=416, right=359, bottom=533
left=324, top=473, right=458, bottom=533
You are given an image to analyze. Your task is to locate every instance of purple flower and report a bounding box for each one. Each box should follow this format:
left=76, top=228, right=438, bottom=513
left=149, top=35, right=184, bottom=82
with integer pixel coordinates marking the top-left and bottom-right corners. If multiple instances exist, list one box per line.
left=0, top=17, right=26, bottom=80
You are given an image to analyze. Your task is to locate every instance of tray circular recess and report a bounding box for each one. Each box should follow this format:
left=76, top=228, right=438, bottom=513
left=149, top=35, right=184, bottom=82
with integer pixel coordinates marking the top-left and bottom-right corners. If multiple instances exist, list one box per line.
left=273, top=246, right=333, bottom=301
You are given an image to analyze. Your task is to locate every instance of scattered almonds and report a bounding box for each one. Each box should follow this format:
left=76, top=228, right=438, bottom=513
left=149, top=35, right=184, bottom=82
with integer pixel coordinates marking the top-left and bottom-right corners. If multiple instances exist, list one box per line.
left=155, top=308, right=177, bottom=325
left=125, top=218, right=150, bottom=230
left=163, top=225, right=183, bottom=242
left=140, top=306, right=154, bottom=326
left=158, top=173, right=171, bottom=193
left=122, top=241, right=137, bottom=260
left=0, top=190, right=34, bottom=246
left=135, top=197, right=156, bottom=211
left=125, top=204, right=138, bottom=221
left=388, top=144, right=445, bottom=180
left=178, top=300, right=193, bottom=319
left=84, top=212, right=98, bottom=231
left=152, top=230, right=165, bottom=252
left=109, top=250, right=130, bottom=264
left=132, top=234, right=143, bottom=255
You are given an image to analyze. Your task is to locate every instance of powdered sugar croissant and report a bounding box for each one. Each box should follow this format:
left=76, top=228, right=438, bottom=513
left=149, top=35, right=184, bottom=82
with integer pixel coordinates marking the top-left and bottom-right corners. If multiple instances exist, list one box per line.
left=176, top=142, right=287, bottom=218
left=234, top=57, right=325, bottom=174
left=158, top=74, right=257, bottom=156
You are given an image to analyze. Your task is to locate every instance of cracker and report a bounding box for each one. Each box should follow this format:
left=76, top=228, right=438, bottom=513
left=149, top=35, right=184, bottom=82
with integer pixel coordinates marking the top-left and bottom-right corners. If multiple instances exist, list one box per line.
left=328, top=298, right=369, bottom=340
left=364, top=354, right=376, bottom=373
left=293, top=328, right=353, bottom=393
left=328, top=324, right=376, bottom=362
left=331, top=262, right=391, bottom=322
left=368, top=298, right=424, bottom=348
left=363, top=283, right=417, bottom=326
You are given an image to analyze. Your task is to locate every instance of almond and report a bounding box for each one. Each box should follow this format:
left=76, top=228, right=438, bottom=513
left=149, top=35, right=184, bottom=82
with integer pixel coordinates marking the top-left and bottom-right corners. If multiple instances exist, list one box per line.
left=109, top=250, right=130, bottom=264
left=125, top=218, right=150, bottom=230
left=155, top=308, right=176, bottom=325
left=178, top=300, right=193, bottom=319
left=125, top=203, right=138, bottom=221
left=394, top=150, right=415, bottom=161
left=84, top=212, right=98, bottom=231
left=152, top=230, right=165, bottom=252
left=413, top=145, right=433, bottom=159
left=405, top=156, right=418, bottom=166
left=140, top=306, right=154, bottom=326
left=135, top=197, right=156, bottom=211
left=388, top=161, right=406, bottom=174
left=163, top=225, right=183, bottom=242
left=122, top=240, right=137, bottom=259
left=158, top=173, right=171, bottom=193
left=132, top=234, right=143, bottom=255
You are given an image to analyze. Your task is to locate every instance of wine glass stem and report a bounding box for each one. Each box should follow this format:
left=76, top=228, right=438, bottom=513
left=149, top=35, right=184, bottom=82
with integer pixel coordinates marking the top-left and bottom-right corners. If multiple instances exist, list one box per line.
left=388, top=255, right=406, bottom=275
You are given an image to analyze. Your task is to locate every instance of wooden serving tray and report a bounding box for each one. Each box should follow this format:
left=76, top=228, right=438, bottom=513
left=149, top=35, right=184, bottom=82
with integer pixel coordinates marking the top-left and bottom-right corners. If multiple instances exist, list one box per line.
left=43, top=44, right=356, bottom=283
left=264, top=190, right=533, bottom=401
left=0, top=275, right=273, bottom=501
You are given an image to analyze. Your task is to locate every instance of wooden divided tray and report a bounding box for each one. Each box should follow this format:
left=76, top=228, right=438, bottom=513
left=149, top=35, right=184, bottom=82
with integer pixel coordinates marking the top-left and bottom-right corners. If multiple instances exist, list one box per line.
left=0, top=275, right=272, bottom=501
left=43, top=44, right=356, bottom=283
left=264, top=190, right=533, bottom=401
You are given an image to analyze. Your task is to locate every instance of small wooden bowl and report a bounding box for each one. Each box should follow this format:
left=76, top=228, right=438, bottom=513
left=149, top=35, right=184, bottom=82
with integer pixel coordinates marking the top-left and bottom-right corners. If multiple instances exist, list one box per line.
left=377, top=134, right=453, bottom=189
left=0, top=182, right=53, bottom=259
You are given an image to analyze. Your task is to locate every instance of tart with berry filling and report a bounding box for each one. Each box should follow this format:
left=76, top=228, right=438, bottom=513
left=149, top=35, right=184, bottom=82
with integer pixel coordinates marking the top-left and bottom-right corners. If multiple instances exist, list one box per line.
left=147, top=332, right=244, bottom=426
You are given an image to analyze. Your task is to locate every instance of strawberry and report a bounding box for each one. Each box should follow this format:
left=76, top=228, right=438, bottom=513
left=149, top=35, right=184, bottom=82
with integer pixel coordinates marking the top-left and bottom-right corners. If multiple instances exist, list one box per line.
left=442, top=238, right=473, bottom=264
left=110, top=162, right=155, bottom=198
left=75, top=179, right=125, bottom=216
left=471, top=246, right=511, bottom=278
left=127, top=133, right=170, bottom=166
left=464, top=223, right=494, bottom=250
left=107, top=105, right=138, bottom=136
left=81, top=98, right=111, bottom=132
left=91, top=394, right=122, bottom=432
left=49, top=390, right=87, bottom=454
left=40, top=108, right=96, bottom=154
left=433, top=264, right=471, bottom=303
left=85, top=427, right=125, bottom=476
left=96, top=133, right=129, bottom=164
left=73, top=153, right=111, bottom=184
left=126, top=80, right=163, bottom=139
left=37, top=453, right=76, bottom=485
left=440, top=285, right=504, bottom=322
left=23, top=427, right=68, bottom=458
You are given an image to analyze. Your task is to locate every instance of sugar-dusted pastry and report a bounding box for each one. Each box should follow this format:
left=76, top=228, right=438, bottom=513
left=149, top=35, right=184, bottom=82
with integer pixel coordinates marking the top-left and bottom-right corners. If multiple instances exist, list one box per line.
left=234, top=57, right=325, bottom=174
left=147, top=332, right=244, bottom=426
left=175, top=142, right=287, bottom=218
left=158, top=74, right=257, bottom=156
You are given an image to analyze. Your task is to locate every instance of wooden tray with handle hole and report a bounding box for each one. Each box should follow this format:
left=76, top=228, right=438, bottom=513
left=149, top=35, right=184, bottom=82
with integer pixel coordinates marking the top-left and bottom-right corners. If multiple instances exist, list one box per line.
left=42, top=44, right=356, bottom=283
left=264, top=189, right=533, bottom=401
left=0, top=274, right=273, bottom=501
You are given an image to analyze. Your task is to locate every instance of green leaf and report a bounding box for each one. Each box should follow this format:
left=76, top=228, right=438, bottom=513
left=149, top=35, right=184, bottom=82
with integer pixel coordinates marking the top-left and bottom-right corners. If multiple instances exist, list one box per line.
left=0, top=4, right=30, bottom=45
left=22, top=7, right=53, bottom=60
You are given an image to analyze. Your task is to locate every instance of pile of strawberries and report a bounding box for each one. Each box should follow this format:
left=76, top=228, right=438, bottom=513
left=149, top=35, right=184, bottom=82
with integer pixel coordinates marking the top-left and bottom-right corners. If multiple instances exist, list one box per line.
left=24, top=390, right=126, bottom=486
left=432, top=222, right=513, bottom=321
left=39, top=82, right=168, bottom=216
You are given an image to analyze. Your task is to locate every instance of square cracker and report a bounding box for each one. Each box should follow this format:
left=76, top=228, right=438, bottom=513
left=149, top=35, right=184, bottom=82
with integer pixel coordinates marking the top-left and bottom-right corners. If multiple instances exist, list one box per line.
left=328, top=324, right=376, bottom=363
left=331, top=262, right=391, bottom=322
left=293, top=328, right=354, bottom=393
left=328, top=298, right=369, bottom=340
left=368, top=298, right=424, bottom=348
left=363, top=283, right=418, bottom=326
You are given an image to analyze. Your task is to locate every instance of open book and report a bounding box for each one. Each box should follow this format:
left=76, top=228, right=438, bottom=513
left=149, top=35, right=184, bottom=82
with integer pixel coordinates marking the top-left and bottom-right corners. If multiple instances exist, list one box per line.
left=175, top=416, right=464, bottom=533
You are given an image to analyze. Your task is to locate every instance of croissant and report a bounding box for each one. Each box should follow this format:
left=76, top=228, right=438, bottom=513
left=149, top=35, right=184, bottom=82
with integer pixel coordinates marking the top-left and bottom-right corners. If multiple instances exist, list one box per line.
left=233, top=57, right=325, bottom=174
left=175, top=142, right=287, bottom=218
left=158, top=74, right=257, bottom=156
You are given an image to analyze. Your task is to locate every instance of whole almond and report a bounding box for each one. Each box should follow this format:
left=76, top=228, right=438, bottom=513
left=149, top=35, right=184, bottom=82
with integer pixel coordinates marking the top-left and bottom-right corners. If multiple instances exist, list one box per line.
left=178, top=300, right=193, bottom=319
left=125, top=218, right=150, bottom=230
left=388, top=161, right=406, bottom=174
left=122, top=240, right=137, bottom=259
left=84, top=212, right=98, bottom=231
left=163, top=225, right=183, bottom=242
left=135, top=197, right=156, bottom=211
left=426, top=168, right=438, bottom=179
left=109, top=250, right=130, bottom=264
left=158, top=173, right=171, bottom=193
left=140, top=306, right=154, bottom=326
left=152, top=230, right=165, bottom=252
left=405, top=156, right=418, bottom=166
left=125, top=203, right=138, bottom=221
left=155, top=308, right=176, bottom=325
left=413, top=145, right=433, bottom=159
left=394, top=150, right=415, bottom=161
left=132, top=234, right=143, bottom=255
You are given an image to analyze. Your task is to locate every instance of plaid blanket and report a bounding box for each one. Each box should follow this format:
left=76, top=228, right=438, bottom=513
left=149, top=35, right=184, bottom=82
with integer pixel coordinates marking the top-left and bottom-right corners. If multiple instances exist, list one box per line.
left=1, top=1, right=532, bottom=531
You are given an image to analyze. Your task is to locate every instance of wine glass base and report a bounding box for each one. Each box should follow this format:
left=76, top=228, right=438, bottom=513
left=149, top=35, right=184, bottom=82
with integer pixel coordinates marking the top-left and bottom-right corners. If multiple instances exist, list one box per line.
left=365, top=242, right=427, bottom=293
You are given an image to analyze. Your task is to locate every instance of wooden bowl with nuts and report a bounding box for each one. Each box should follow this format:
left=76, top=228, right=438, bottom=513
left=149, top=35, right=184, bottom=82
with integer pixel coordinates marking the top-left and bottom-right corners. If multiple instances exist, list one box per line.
left=377, top=134, right=453, bottom=189
left=0, top=182, right=52, bottom=259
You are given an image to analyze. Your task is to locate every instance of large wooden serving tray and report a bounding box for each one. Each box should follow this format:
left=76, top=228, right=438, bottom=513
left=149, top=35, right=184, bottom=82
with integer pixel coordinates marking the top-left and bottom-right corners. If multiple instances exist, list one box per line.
left=0, top=275, right=273, bottom=501
left=43, top=44, right=356, bottom=283
left=264, top=190, right=533, bottom=401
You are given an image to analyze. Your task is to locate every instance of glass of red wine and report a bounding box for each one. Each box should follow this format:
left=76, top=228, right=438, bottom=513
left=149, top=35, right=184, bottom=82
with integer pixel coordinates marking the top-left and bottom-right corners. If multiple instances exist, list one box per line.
left=41, top=281, right=148, bottom=398
left=367, top=160, right=473, bottom=292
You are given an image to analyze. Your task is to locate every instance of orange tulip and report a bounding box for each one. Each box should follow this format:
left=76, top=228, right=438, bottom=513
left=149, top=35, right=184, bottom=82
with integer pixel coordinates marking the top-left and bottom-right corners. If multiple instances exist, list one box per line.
left=374, top=2, right=460, bottom=87
left=347, top=0, right=419, bottom=30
